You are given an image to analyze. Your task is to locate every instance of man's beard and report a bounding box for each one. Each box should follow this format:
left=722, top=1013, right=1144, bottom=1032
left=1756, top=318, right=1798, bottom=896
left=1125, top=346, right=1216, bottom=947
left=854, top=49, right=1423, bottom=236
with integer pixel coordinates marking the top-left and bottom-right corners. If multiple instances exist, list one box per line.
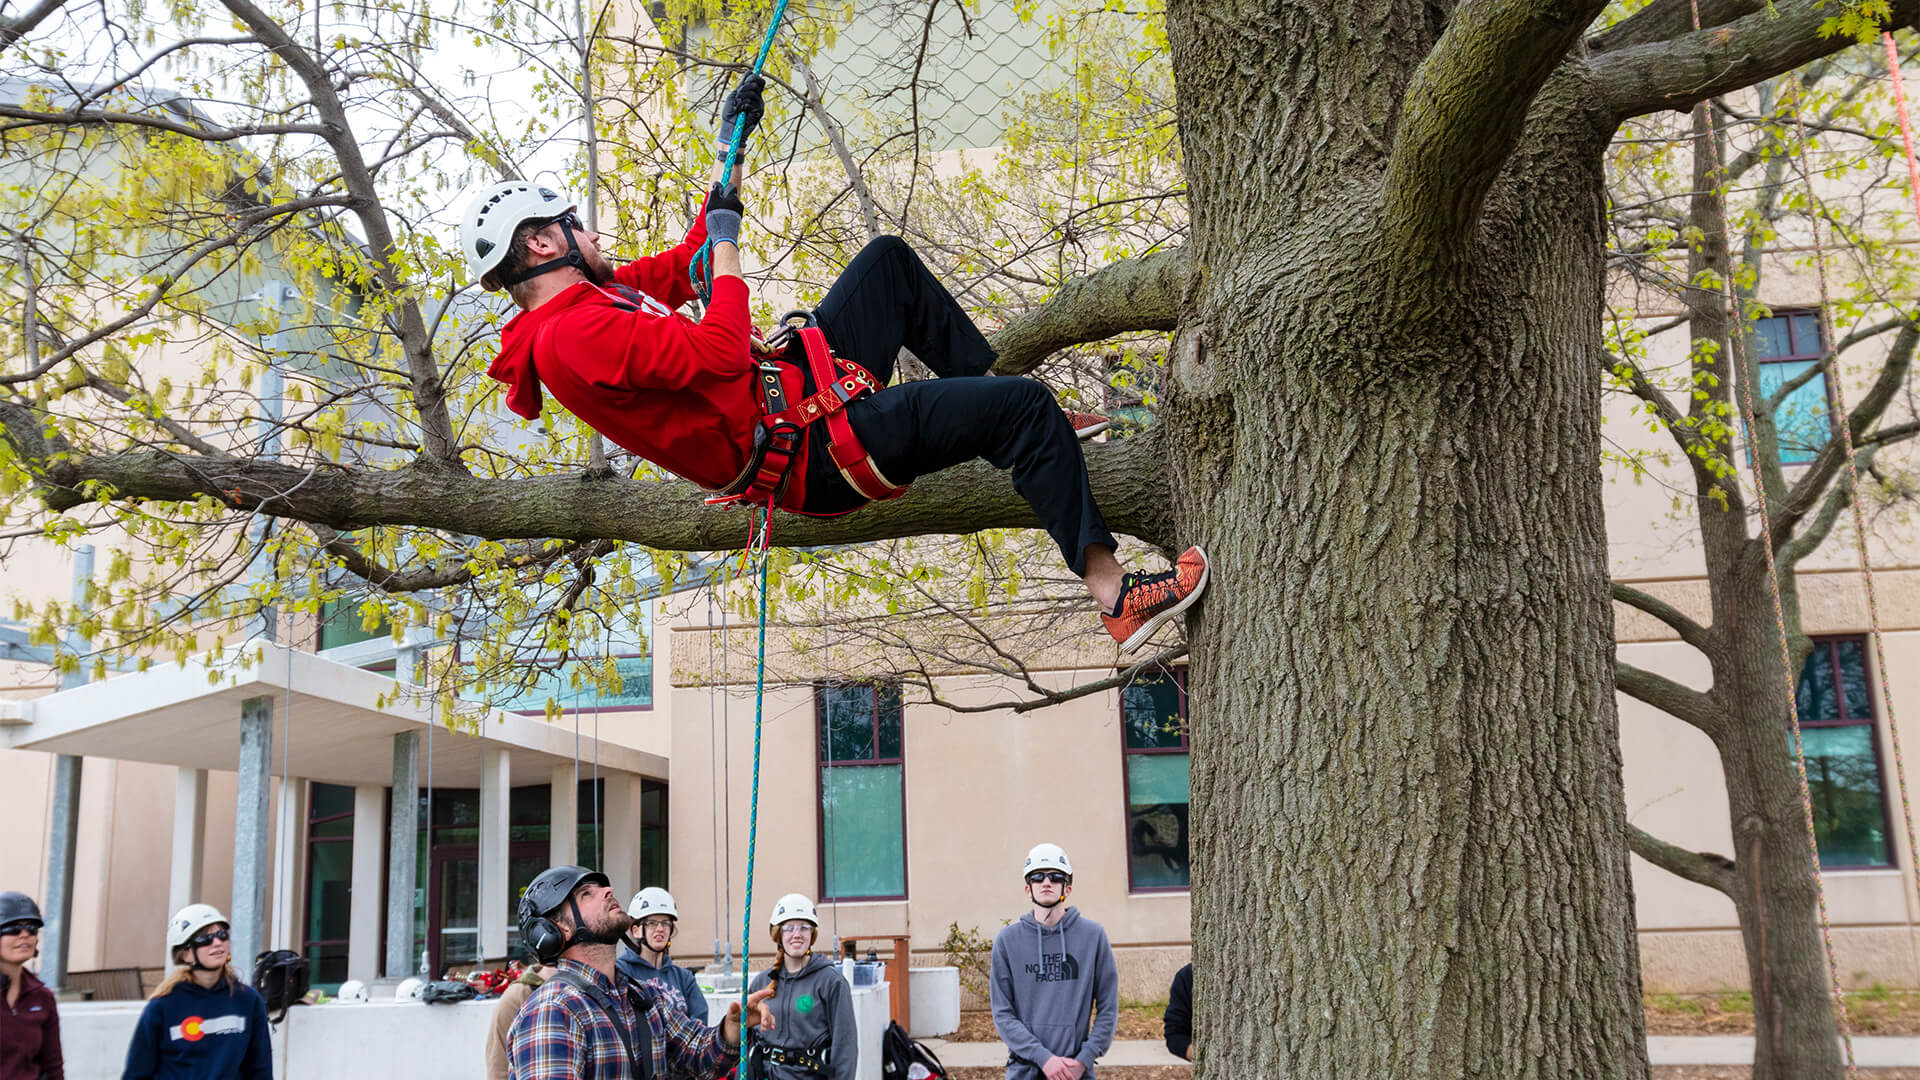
left=572, top=910, right=633, bottom=947
left=584, top=250, right=618, bottom=285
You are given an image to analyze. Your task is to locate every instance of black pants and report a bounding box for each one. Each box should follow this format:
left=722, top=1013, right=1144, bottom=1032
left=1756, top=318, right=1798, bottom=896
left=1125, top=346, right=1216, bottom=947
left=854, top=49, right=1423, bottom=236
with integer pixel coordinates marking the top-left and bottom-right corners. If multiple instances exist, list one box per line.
left=798, top=237, right=1117, bottom=577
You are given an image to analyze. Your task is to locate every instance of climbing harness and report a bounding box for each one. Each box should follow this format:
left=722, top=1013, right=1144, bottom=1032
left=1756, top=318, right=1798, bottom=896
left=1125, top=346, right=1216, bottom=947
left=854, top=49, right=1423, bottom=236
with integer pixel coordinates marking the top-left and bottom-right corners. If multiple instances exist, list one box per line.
left=706, top=311, right=907, bottom=510
left=690, top=0, right=794, bottom=302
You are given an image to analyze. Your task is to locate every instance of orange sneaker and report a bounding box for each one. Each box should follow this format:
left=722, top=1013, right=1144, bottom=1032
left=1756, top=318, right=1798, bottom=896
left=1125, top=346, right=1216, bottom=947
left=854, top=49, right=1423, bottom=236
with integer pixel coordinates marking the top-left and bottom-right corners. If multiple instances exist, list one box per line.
left=1101, top=546, right=1209, bottom=654
left=1065, top=409, right=1112, bottom=440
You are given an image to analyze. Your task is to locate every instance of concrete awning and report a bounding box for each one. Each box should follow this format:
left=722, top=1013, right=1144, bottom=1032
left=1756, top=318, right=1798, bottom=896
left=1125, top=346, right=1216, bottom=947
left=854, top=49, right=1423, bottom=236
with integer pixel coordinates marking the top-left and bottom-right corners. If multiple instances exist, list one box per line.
left=1, top=642, right=665, bottom=785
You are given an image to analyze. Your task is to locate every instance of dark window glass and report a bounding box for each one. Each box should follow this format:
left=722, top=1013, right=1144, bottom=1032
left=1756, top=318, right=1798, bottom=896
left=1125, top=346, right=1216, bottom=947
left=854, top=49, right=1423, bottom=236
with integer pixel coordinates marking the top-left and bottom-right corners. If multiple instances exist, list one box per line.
left=1751, top=311, right=1830, bottom=465
left=1121, top=671, right=1190, bottom=890
left=817, top=683, right=906, bottom=900
left=1796, top=638, right=1891, bottom=868
left=303, top=782, right=355, bottom=992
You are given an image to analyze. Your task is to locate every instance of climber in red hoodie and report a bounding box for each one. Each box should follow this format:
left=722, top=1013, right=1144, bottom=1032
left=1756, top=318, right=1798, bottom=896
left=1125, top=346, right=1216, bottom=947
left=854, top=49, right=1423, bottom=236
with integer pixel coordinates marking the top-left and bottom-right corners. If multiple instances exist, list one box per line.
left=466, top=76, right=1207, bottom=653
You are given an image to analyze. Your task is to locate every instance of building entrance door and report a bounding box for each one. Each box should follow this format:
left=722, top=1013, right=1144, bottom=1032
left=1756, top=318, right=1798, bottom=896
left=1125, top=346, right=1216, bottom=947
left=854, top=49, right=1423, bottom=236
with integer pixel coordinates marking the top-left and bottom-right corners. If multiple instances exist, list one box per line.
left=424, top=842, right=549, bottom=976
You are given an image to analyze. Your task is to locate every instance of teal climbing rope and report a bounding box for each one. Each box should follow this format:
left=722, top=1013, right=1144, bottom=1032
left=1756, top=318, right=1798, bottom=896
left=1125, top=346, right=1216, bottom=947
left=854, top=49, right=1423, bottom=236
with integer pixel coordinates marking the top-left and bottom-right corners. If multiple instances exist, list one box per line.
left=736, top=503, right=774, bottom=1076
left=691, top=0, right=793, bottom=302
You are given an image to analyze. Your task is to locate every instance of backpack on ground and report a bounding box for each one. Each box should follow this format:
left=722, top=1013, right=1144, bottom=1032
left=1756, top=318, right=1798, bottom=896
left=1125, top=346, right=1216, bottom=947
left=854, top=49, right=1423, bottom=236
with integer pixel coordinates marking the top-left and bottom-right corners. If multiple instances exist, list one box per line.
left=250, top=949, right=310, bottom=1024
left=420, top=979, right=479, bottom=1004
left=879, top=1020, right=947, bottom=1080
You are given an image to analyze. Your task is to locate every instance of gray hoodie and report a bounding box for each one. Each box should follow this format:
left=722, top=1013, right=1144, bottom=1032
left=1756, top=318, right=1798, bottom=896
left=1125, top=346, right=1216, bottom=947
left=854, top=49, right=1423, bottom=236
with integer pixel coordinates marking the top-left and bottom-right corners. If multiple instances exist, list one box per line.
left=616, top=944, right=710, bottom=1022
left=989, top=907, right=1118, bottom=1080
left=745, top=953, right=858, bottom=1080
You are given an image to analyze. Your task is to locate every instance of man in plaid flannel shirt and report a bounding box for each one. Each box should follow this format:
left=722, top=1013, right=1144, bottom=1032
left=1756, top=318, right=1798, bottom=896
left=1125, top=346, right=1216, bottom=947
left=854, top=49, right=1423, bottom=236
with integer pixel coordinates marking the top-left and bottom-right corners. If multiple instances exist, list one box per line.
left=508, top=866, right=775, bottom=1080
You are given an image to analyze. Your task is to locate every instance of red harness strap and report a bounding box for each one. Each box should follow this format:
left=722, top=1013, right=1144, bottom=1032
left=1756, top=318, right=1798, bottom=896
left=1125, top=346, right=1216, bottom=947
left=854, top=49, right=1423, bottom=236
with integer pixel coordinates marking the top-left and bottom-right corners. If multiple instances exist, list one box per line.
left=705, top=323, right=908, bottom=508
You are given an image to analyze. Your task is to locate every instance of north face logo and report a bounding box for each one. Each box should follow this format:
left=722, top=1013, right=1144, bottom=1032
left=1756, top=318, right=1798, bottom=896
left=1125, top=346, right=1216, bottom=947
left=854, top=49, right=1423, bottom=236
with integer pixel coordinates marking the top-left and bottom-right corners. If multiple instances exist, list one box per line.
left=1023, top=953, right=1080, bottom=983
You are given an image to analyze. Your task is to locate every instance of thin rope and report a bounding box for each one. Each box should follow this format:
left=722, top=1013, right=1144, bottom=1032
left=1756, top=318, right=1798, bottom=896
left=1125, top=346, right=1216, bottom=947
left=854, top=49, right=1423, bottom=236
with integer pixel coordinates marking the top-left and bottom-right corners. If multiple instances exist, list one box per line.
left=721, top=566, right=733, bottom=974
left=689, top=0, right=794, bottom=302
left=823, top=573, right=838, bottom=949
left=737, top=502, right=774, bottom=1078
left=708, top=582, right=724, bottom=967
left=1699, top=56, right=1857, bottom=1071
left=1876, top=25, right=1920, bottom=946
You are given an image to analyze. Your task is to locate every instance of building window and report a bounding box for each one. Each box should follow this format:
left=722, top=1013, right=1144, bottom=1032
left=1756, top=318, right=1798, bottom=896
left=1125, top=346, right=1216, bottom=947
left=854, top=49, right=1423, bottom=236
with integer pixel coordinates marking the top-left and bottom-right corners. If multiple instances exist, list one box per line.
left=817, top=682, right=907, bottom=901
left=1752, top=310, right=1831, bottom=466
left=303, top=782, right=355, bottom=990
left=1121, top=670, right=1189, bottom=891
left=1796, top=637, right=1892, bottom=868
left=641, top=779, right=669, bottom=890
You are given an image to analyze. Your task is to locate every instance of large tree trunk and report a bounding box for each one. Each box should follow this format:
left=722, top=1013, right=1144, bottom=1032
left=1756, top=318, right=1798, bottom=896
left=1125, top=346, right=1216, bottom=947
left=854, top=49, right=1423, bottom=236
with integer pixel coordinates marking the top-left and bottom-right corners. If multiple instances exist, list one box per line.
left=1163, top=4, right=1649, bottom=1066
left=1715, top=561, right=1846, bottom=1079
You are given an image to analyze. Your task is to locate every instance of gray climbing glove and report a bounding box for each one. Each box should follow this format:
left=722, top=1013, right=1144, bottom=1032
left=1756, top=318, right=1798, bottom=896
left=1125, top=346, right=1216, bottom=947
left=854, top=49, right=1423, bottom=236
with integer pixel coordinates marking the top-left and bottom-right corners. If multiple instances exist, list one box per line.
left=705, top=183, right=744, bottom=248
left=716, top=74, right=766, bottom=153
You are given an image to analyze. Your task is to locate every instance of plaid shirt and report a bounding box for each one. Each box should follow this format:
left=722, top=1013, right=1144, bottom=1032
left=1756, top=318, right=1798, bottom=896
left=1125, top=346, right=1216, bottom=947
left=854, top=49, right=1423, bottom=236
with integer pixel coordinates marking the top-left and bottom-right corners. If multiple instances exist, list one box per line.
left=508, top=959, right=734, bottom=1080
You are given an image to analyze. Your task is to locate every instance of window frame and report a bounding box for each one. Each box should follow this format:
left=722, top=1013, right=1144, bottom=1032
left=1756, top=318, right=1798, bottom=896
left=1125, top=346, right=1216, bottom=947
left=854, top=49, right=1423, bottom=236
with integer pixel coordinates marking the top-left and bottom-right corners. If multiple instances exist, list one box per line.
left=1798, top=635, right=1896, bottom=871
left=814, top=681, right=910, bottom=903
left=301, top=781, right=356, bottom=989
left=1751, top=308, right=1836, bottom=467
left=1119, top=667, right=1192, bottom=895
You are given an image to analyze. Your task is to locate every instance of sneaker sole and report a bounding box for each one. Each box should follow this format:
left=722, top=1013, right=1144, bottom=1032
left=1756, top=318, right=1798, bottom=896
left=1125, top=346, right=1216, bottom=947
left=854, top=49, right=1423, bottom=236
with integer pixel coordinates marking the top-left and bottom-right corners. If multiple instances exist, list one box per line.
left=1119, top=546, right=1209, bottom=654
left=1074, top=420, right=1111, bottom=440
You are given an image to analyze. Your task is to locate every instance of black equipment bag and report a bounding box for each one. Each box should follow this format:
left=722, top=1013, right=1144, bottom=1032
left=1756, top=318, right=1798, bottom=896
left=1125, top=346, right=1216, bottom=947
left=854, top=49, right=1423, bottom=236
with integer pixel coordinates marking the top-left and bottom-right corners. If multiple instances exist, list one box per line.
left=879, top=1020, right=947, bottom=1080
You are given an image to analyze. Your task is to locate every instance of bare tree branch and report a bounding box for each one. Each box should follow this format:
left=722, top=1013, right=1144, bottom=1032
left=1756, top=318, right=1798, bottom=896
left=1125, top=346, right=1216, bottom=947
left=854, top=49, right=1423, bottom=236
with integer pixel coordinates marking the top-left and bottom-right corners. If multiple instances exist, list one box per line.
left=1381, top=0, right=1608, bottom=273
left=1627, top=824, right=1737, bottom=895
left=1617, top=660, right=1725, bottom=739
left=0, top=0, right=70, bottom=52
left=989, top=247, right=1189, bottom=375
left=1593, top=0, right=1920, bottom=122
left=910, top=645, right=1188, bottom=714
left=1611, top=581, right=1716, bottom=655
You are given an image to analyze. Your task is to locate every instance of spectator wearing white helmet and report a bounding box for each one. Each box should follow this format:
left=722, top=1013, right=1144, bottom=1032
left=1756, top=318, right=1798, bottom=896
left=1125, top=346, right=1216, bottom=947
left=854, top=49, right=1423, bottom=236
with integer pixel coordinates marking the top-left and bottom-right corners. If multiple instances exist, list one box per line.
left=744, top=893, right=856, bottom=1080
left=988, top=845, right=1118, bottom=1080
left=616, top=887, right=708, bottom=1020
left=122, top=904, right=272, bottom=1080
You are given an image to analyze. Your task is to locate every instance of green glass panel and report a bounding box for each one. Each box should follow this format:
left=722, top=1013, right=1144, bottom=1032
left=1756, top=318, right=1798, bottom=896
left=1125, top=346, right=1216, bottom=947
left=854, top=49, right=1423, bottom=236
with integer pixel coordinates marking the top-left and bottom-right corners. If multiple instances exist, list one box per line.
left=1128, top=753, right=1190, bottom=805
left=1757, top=359, right=1828, bottom=465
left=1127, top=798, right=1190, bottom=889
left=821, top=764, right=905, bottom=898
left=1802, top=725, right=1891, bottom=867
left=1796, top=645, right=1839, bottom=724
left=510, top=785, right=551, bottom=827
left=877, top=685, right=903, bottom=759
left=311, top=817, right=353, bottom=839
left=822, top=685, right=876, bottom=761
left=1837, top=639, right=1870, bottom=721
left=1122, top=675, right=1185, bottom=749
left=310, top=782, right=355, bottom=820
left=466, top=656, right=655, bottom=713
left=305, top=841, right=353, bottom=941
left=317, top=598, right=386, bottom=651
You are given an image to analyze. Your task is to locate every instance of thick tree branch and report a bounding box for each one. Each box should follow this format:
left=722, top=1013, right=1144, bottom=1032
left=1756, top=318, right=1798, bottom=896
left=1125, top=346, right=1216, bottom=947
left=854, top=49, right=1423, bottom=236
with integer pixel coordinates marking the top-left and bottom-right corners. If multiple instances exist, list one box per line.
left=1586, top=0, right=1763, bottom=54
left=1617, top=660, right=1725, bottom=739
left=1593, top=0, right=1920, bottom=122
left=988, top=247, right=1189, bottom=375
left=1627, top=824, right=1737, bottom=895
left=0, top=104, right=324, bottom=140
left=1381, top=0, right=1608, bottom=271
left=1611, top=581, right=1717, bottom=655
left=1, top=400, right=1176, bottom=553
left=219, top=0, right=463, bottom=467
left=0, top=0, right=68, bottom=52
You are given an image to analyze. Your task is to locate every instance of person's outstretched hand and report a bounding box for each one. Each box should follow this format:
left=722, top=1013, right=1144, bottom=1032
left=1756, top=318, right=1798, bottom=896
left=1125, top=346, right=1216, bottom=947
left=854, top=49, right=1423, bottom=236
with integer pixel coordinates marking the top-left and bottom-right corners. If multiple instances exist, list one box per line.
left=721, top=984, right=777, bottom=1047
left=718, top=73, right=767, bottom=151
left=706, top=183, right=745, bottom=248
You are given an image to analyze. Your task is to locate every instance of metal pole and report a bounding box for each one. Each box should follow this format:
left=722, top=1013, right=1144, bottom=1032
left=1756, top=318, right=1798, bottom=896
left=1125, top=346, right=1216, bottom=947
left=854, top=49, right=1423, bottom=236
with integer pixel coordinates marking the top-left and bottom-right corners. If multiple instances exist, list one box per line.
left=40, top=544, right=94, bottom=991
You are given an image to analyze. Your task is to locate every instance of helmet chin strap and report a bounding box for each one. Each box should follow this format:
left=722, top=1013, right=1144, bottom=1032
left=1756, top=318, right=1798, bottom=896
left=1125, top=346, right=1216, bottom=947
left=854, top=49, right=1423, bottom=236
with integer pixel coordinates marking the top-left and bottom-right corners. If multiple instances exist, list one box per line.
left=501, top=220, right=609, bottom=287
left=187, top=945, right=221, bottom=972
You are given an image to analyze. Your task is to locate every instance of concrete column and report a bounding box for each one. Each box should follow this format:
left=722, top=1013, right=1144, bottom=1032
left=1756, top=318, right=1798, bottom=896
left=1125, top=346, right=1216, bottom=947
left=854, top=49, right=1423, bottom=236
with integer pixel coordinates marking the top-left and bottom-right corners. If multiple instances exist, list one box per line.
left=270, top=778, right=306, bottom=951
left=347, top=784, right=385, bottom=983
left=167, top=768, right=209, bottom=966
left=42, top=546, right=94, bottom=991
left=39, top=755, right=81, bottom=990
left=386, top=730, right=420, bottom=979
left=603, top=772, right=644, bottom=899
left=232, top=696, right=274, bottom=980
left=549, top=763, right=578, bottom=868
left=478, top=747, right=511, bottom=962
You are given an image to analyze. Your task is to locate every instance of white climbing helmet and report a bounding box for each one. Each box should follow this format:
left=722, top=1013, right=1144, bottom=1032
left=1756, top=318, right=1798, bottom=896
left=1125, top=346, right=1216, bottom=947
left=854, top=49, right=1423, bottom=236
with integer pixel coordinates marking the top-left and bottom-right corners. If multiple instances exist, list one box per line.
left=629, top=887, right=679, bottom=921
left=767, top=893, right=818, bottom=928
left=166, top=903, right=229, bottom=950
left=395, top=977, right=426, bottom=1002
left=1023, top=843, right=1073, bottom=879
left=459, top=180, right=576, bottom=285
left=336, top=979, right=370, bottom=1003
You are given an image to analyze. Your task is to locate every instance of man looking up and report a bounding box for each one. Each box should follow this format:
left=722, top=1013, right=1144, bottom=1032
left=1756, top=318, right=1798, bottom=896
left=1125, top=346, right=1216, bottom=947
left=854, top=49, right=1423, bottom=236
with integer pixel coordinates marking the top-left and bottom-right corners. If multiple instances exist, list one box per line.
left=988, top=844, right=1118, bottom=1080
left=508, top=866, right=773, bottom=1080
left=463, top=76, right=1208, bottom=655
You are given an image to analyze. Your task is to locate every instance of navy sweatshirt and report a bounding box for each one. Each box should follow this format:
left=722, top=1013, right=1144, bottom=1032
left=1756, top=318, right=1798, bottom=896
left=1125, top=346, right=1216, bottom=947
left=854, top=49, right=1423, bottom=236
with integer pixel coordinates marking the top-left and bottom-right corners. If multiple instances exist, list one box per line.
left=615, top=947, right=710, bottom=1023
left=122, top=979, right=273, bottom=1080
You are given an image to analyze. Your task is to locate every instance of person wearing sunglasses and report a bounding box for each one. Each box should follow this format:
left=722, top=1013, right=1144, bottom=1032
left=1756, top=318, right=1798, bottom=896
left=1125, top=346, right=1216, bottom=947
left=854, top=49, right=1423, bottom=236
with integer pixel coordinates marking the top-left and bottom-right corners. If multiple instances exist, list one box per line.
left=0, top=892, right=61, bottom=1080
left=616, top=887, right=709, bottom=1022
left=989, top=845, right=1117, bottom=1080
left=463, top=72, right=1209, bottom=658
left=123, top=904, right=271, bottom=1080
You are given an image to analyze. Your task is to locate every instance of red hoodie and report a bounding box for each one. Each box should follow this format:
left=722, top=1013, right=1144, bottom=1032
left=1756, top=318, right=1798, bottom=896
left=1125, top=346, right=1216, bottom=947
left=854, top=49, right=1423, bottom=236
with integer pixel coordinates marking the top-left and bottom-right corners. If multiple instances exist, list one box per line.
left=485, top=213, right=815, bottom=508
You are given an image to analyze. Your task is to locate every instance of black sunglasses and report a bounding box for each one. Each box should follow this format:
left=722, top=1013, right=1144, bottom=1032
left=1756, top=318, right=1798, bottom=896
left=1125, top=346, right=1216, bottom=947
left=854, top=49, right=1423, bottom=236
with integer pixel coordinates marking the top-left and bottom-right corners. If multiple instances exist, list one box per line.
left=189, top=928, right=231, bottom=948
left=1026, top=871, right=1070, bottom=885
left=0, top=923, right=39, bottom=938
left=546, top=211, right=585, bottom=233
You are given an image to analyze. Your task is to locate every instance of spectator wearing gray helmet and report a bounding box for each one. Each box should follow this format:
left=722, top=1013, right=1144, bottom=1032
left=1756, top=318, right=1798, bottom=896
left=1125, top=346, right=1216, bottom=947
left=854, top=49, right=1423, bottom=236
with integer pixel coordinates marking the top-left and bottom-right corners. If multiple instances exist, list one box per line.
left=989, top=844, right=1118, bottom=1080
left=616, top=888, right=708, bottom=1021
left=0, top=892, right=61, bottom=1080
left=508, top=865, right=774, bottom=1080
